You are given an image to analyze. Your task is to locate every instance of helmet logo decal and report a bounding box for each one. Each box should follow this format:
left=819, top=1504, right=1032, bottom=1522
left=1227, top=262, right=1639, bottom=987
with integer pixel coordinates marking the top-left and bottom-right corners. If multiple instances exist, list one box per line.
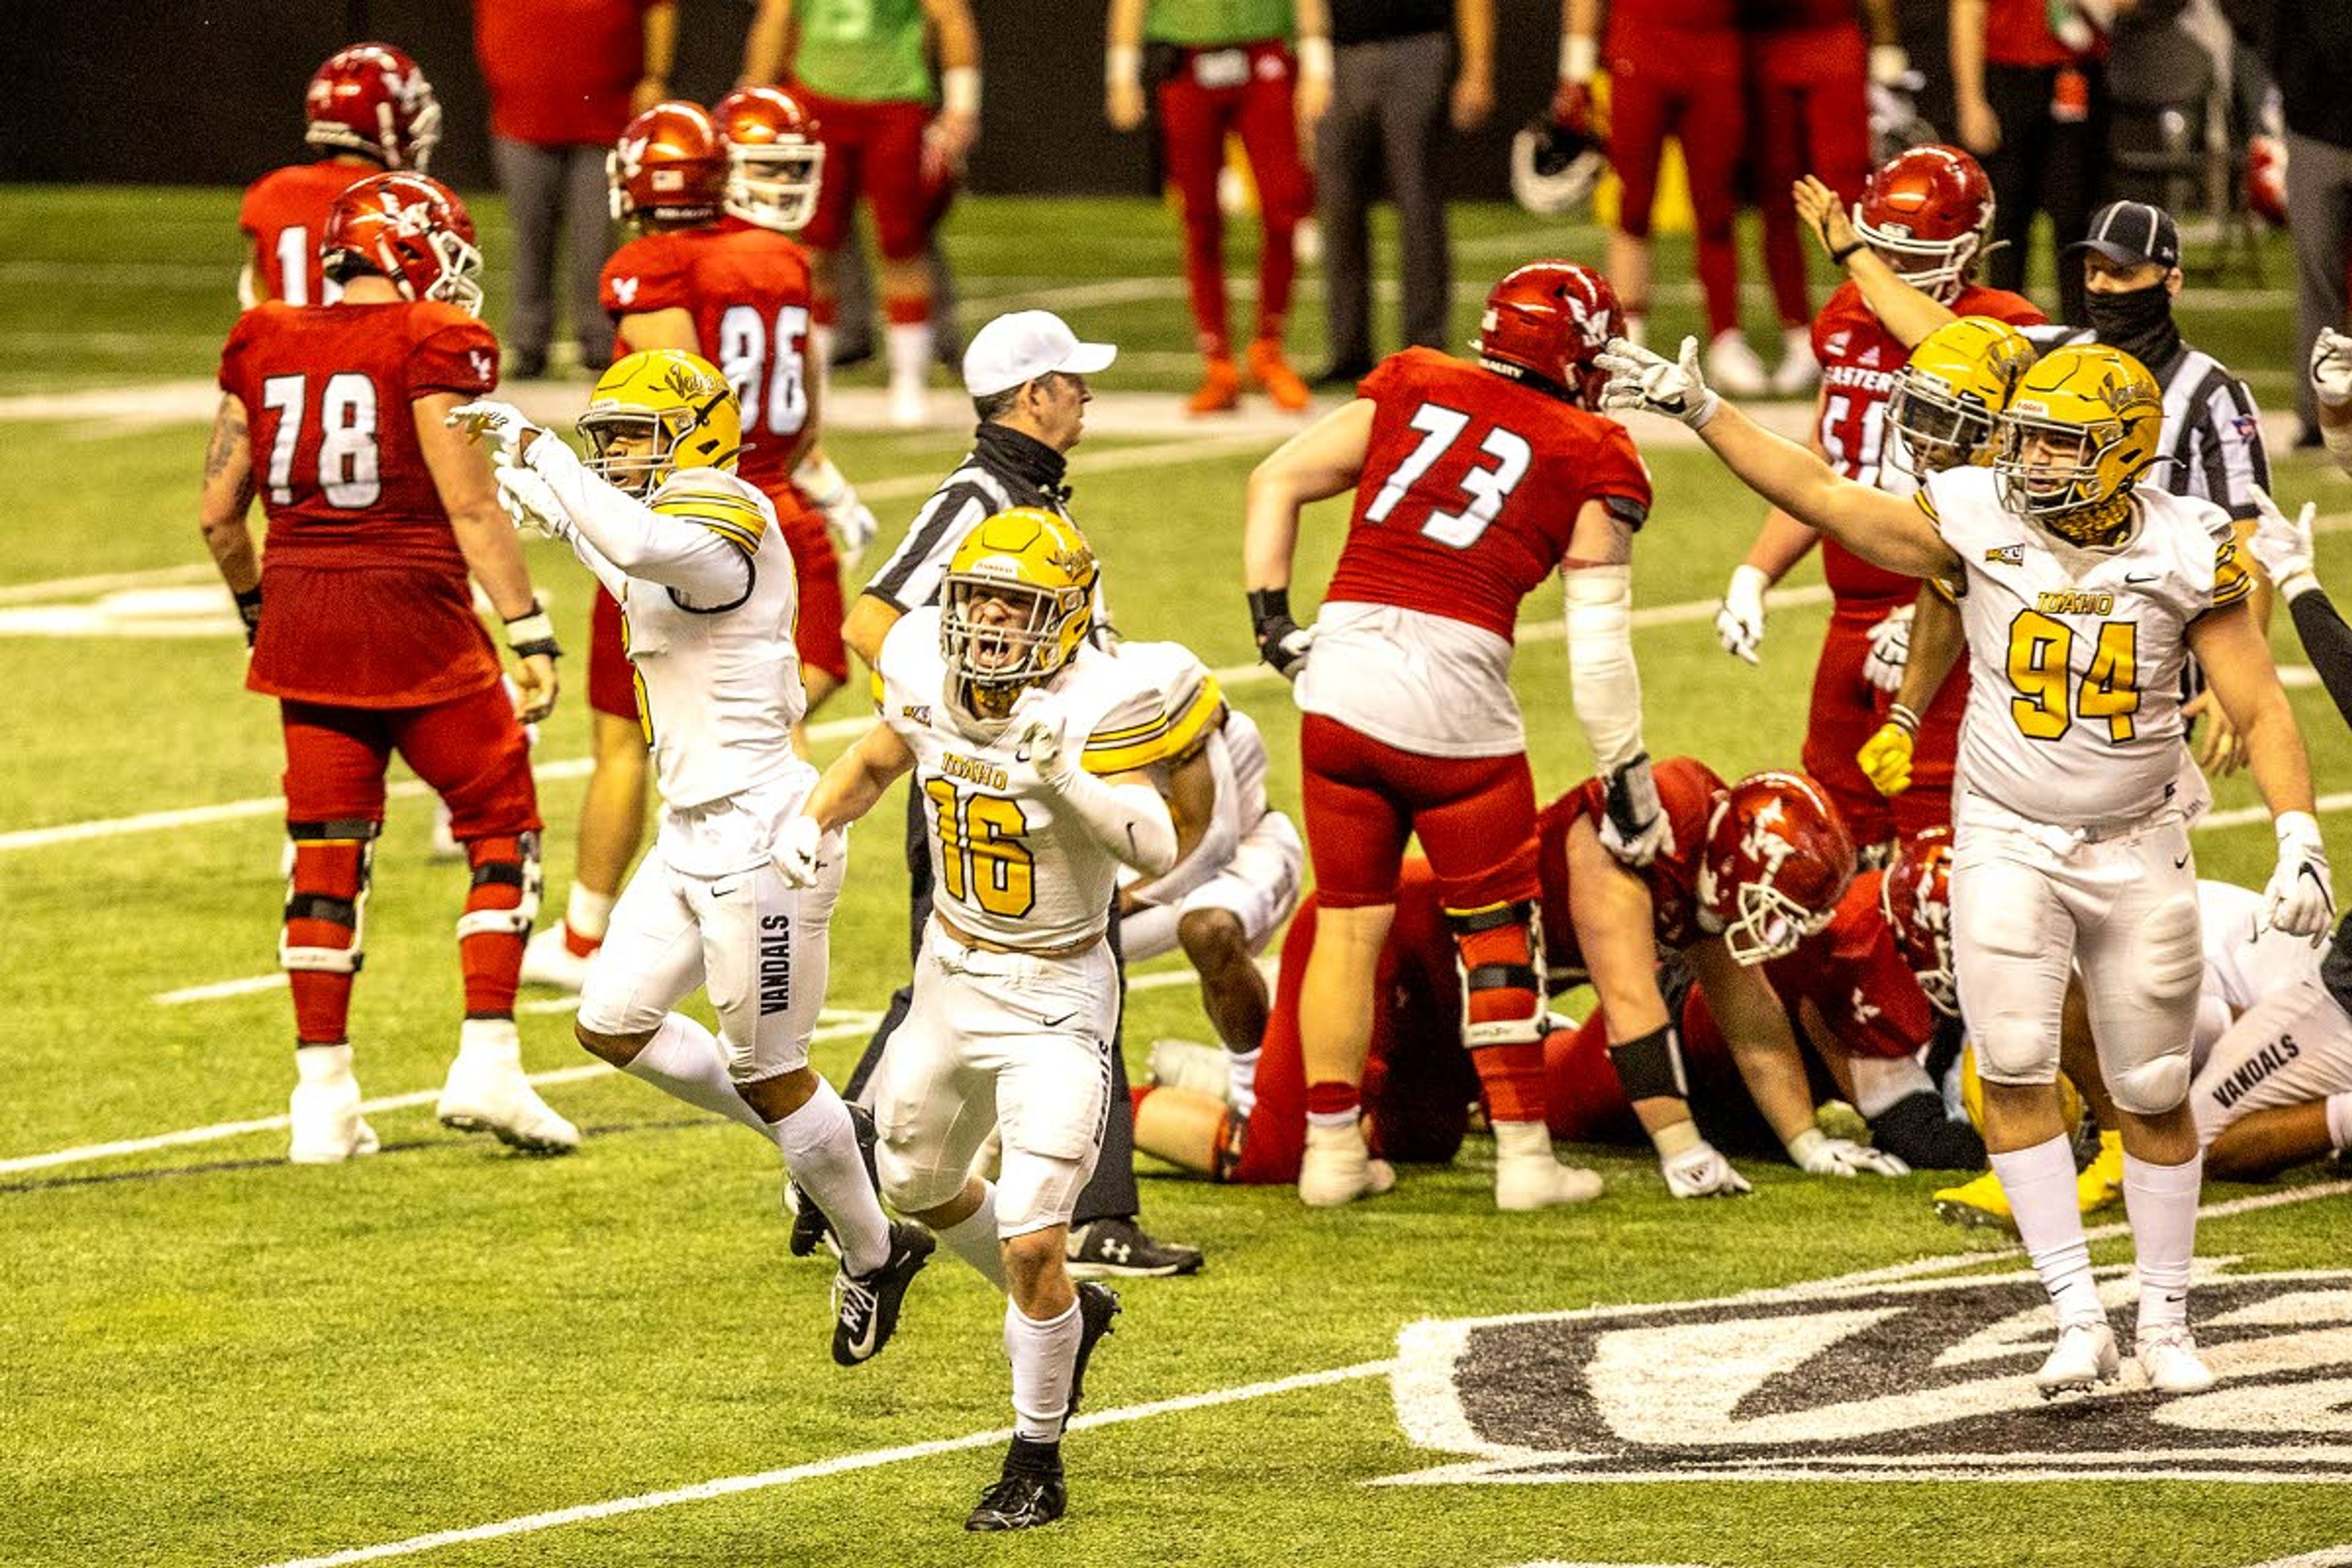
left=662, top=361, right=723, bottom=401
left=1737, top=797, right=1795, bottom=888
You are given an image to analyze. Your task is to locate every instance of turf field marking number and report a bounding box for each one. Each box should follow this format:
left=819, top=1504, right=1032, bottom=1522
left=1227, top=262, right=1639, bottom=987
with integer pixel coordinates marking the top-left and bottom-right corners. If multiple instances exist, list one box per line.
left=1362, top=401, right=1532, bottom=549
left=260, top=372, right=380, bottom=509
left=718, top=303, right=809, bottom=439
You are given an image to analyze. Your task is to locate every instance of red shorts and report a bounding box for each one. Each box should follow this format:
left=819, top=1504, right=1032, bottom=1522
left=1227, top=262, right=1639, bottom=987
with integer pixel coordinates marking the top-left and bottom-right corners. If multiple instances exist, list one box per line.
left=797, top=89, right=932, bottom=260
left=1298, top=712, right=1539, bottom=912
left=589, top=588, right=637, bottom=723
left=280, top=682, right=539, bottom=839
left=1801, top=606, right=1965, bottom=847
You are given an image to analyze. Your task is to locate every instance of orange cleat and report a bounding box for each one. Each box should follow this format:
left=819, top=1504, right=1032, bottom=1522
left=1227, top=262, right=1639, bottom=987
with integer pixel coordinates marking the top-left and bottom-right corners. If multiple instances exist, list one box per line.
left=1247, top=337, right=1311, bottom=412
left=1188, top=357, right=1243, bottom=415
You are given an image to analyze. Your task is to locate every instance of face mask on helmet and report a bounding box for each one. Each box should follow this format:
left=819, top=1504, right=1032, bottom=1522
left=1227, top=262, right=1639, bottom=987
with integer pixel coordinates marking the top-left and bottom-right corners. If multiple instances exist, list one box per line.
left=1993, top=410, right=2138, bottom=544
left=1721, top=880, right=1836, bottom=967
left=725, top=141, right=825, bottom=232
left=939, top=573, right=1087, bottom=709
left=1853, top=214, right=1979, bottom=305
left=420, top=227, right=483, bottom=314
left=1887, top=372, right=1999, bottom=475
left=576, top=412, right=670, bottom=495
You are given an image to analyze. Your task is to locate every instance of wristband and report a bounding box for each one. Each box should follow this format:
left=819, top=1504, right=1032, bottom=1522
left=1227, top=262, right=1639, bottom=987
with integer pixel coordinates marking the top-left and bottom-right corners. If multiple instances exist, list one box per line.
left=234, top=584, right=264, bottom=644
left=1888, top=701, right=1921, bottom=734
left=1106, top=44, right=1142, bottom=88
left=505, top=601, right=561, bottom=660
left=1560, top=33, right=1597, bottom=83
left=941, top=66, right=981, bottom=116
left=1297, top=36, right=1334, bottom=81
left=1830, top=239, right=1868, bottom=265
left=2278, top=567, right=2322, bottom=604
left=1247, top=586, right=1292, bottom=628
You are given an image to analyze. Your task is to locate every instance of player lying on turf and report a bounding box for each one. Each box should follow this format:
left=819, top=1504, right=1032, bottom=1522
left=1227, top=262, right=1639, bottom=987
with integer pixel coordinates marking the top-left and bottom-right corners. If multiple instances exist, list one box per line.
left=1136, top=761, right=1958, bottom=1185
left=775, top=508, right=1180, bottom=1531
left=1600, top=322, right=2332, bottom=1397
left=454, top=350, right=929, bottom=1371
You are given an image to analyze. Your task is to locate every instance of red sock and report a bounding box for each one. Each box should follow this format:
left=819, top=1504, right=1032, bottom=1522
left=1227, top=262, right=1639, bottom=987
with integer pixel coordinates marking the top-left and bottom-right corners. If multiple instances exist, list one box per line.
left=285, top=840, right=364, bottom=1045
left=1470, top=1041, right=1548, bottom=1126
left=1130, top=1084, right=1155, bottom=1118
left=1306, top=1079, right=1360, bottom=1120
left=883, top=293, right=929, bottom=326
left=561, top=922, right=601, bottom=958
left=460, top=835, right=528, bottom=1017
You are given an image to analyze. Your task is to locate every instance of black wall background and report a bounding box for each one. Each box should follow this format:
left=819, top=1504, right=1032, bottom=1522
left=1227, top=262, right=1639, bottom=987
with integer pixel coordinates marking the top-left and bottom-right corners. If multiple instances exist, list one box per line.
left=1, top=1, right=1953, bottom=195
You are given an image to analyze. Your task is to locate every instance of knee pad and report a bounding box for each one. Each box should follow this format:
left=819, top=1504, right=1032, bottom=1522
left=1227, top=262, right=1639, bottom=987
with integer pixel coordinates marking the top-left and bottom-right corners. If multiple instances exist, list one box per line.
left=1447, top=899, right=1547, bottom=1047
left=2108, top=1050, right=2192, bottom=1116
left=457, top=830, right=542, bottom=941
left=279, top=820, right=378, bottom=975
left=1972, top=1013, right=2062, bottom=1087
left=2136, top=895, right=2204, bottom=1003
left=1608, top=1023, right=1689, bottom=1101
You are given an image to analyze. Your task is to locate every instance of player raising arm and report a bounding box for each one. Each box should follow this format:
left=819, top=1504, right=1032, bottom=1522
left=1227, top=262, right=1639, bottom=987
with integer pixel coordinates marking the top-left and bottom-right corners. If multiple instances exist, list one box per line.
left=1603, top=330, right=2332, bottom=1397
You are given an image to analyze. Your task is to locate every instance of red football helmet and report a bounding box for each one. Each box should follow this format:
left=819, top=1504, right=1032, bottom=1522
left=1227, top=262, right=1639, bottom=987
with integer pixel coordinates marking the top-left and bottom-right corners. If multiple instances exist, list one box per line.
left=713, top=86, right=826, bottom=233
left=1477, top=260, right=1624, bottom=407
left=1881, top=827, right=1957, bottom=1016
left=609, top=102, right=728, bottom=227
left=320, top=173, right=483, bottom=315
left=1697, top=772, right=1858, bottom=967
left=2248, top=134, right=2289, bottom=228
left=1852, top=145, right=1996, bottom=304
left=305, top=43, right=440, bottom=172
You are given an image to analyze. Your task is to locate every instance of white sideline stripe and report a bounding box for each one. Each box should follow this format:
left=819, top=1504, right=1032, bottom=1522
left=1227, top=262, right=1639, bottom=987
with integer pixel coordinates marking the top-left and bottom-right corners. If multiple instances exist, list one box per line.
left=0, top=563, right=216, bottom=606
left=2241, top=1548, right=2352, bottom=1568
left=249, top=1178, right=2352, bottom=1568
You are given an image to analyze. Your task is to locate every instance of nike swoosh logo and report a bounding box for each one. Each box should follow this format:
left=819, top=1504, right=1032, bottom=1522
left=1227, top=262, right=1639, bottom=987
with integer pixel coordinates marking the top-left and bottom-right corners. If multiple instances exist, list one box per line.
left=710, top=883, right=741, bottom=897
left=1044, top=1011, right=1079, bottom=1028
left=2126, top=573, right=2160, bottom=584
left=2174, top=854, right=2190, bottom=869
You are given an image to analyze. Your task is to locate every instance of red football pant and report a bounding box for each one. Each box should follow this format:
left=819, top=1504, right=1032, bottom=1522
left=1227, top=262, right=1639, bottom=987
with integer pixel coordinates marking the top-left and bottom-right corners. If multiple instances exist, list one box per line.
left=1751, top=21, right=1873, bottom=328
left=798, top=89, right=933, bottom=263
left=1156, top=40, right=1314, bottom=359
left=1607, top=35, right=1746, bottom=337
left=1801, top=607, right=1966, bottom=849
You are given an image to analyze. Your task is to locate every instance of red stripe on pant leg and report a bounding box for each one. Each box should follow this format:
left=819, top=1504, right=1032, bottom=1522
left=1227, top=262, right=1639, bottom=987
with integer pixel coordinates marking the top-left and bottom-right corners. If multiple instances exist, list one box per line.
left=883, top=293, right=929, bottom=326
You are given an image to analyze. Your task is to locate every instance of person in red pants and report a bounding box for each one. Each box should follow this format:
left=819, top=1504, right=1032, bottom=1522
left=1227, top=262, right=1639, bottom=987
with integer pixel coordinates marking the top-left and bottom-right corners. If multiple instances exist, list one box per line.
left=1743, top=0, right=1905, bottom=396
left=1555, top=0, right=1763, bottom=391
left=198, top=174, right=576, bottom=1164
left=1107, top=0, right=1324, bottom=414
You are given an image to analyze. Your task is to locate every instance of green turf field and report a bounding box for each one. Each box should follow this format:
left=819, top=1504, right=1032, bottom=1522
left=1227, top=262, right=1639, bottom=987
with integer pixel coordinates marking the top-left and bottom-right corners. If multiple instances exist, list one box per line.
left=4, top=187, right=2352, bottom=1568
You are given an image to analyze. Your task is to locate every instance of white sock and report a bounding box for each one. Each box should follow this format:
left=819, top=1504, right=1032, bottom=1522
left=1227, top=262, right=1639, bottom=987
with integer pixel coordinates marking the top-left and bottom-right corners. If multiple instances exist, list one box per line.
left=2122, top=1148, right=2202, bottom=1335
left=1989, top=1134, right=2104, bottom=1324
left=1493, top=1118, right=1560, bottom=1171
left=886, top=320, right=932, bottom=397
left=1005, top=1296, right=1084, bottom=1442
left=565, top=884, right=615, bottom=943
left=774, top=1078, right=890, bottom=1275
left=296, top=1041, right=355, bottom=1082
left=456, top=1016, right=521, bottom=1066
left=2328, top=1091, right=2352, bottom=1152
left=1227, top=1047, right=1261, bottom=1118
left=622, top=1014, right=768, bottom=1134
left=937, top=1181, right=1009, bottom=1291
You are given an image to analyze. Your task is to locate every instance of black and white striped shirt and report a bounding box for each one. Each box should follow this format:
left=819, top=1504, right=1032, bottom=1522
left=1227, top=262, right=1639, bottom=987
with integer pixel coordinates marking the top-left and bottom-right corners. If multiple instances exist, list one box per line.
left=862, top=422, right=1076, bottom=612
left=2024, top=326, right=2271, bottom=519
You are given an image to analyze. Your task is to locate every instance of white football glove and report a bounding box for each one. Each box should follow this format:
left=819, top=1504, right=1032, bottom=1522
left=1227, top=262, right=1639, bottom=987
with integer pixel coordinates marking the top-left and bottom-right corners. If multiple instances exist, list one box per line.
left=2263, top=811, right=2335, bottom=943
left=1789, top=1128, right=1911, bottom=1178
left=1661, top=1140, right=1753, bottom=1198
left=2250, top=486, right=2316, bottom=592
left=1598, top=752, right=1675, bottom=867
left=447, top=399, right=545, bottom=462
left=1863, top=604, right=1913, bottom=694
left=1596, top=335, right=1720, bottom=429
left=495, top=461, right=571, bottom=541
left=772, top=814, right=827, bottom=889
left=2313, top=327, right=2352, bottom=409
left=1716, top=564, right=1768, bottom=665
left=1016, top=715, right=1074, bottom=791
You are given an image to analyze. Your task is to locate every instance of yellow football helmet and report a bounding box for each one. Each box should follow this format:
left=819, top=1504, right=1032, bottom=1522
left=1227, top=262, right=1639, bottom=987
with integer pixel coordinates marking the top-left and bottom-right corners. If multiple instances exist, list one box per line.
left=576, top=349, right=743, bottom=496
left=1887, top=315, right=2037, bottom=475
left=1992, top=344, right=2162, bottom=546
left=939, top=508, right=1098, bottom=706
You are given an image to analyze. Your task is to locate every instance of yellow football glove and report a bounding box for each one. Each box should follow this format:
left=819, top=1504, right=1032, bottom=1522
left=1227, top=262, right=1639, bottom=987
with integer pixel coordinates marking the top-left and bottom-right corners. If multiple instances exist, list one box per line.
left=1858, top=703, right=1920, bottom=797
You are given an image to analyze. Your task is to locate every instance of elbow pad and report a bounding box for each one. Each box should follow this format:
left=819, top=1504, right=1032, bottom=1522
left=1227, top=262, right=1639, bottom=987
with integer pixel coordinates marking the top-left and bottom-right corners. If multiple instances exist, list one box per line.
left=1564, top=564, right=1645, bottom=773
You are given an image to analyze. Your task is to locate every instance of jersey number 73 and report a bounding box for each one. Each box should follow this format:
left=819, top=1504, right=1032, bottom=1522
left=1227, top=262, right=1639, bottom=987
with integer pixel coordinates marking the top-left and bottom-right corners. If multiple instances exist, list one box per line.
left=1363, top=401, right=1532, bottom=549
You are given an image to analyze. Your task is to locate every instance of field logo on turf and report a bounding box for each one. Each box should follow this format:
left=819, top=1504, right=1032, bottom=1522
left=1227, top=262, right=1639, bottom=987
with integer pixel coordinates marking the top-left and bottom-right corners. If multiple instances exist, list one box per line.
left=1381, top=1267, right=2352, bottom=1485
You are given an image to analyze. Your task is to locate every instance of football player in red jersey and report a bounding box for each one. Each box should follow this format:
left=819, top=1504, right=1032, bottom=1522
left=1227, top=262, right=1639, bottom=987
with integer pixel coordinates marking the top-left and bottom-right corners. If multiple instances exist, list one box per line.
left=1714, top=146, right=2041, bottom=853
left=1244, top=260, right=1659, bottom=1210
left=525, top=92, right=881, bottom=992
left=1135, top=763, right=1958, bottom=1186
left=1554, top=0, right=1765, bottom=390
left=237, top=43, right=441, bottom=309
left=198, top=173, right=576, bottom=1166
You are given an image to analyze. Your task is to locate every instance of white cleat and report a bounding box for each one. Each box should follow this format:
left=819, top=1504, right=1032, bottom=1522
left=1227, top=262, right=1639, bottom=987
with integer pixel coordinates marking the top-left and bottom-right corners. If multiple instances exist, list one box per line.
left=2035, top=1316, right=2121, bottom=1398
left=288, top=1046, right=379, bottom=1164
left=519, top=924, right=595, bottom=992
left=2137, top=1326, right=2217, bottom=1395
left=1705, top=328, right=1771, bottom=396
left=1146, top=1037, right=1232, bottom=1100
left=887, top=380, right=929, bottom=429
left=1770, top=328, right=1821, bottom=396
left=1496, top=1158, right=1605, bottom=1210
left=1298, top=1121, right=1396, bottom=1207
left=437, top=1020, right=579, bottom=1155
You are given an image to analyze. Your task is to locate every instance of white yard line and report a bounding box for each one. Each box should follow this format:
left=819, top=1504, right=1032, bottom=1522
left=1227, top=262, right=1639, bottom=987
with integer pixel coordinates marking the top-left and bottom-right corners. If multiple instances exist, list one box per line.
left=2240, top=1548, right=2352, bottom=1568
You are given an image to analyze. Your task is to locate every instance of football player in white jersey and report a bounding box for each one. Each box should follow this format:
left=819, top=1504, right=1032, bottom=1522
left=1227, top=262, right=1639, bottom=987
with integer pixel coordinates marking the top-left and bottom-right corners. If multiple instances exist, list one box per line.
left=1600, top=333, right=2334, bottom=1398
left=450, top=351, right=931, bottom=1369
left=1109, top=640, right=1303, bottom=1117
left=774, top=507, right=1180, bottom=1532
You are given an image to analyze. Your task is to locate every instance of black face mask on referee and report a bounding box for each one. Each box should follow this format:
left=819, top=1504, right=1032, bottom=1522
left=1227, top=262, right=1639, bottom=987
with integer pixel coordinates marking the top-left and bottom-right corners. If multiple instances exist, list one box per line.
left=2086, top=281, right=2182, bottom=374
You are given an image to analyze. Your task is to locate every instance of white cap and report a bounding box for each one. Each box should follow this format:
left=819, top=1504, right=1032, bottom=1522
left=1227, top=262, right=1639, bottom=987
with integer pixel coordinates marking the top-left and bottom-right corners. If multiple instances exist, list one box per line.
left=962, top=310, right=1118, bottom=397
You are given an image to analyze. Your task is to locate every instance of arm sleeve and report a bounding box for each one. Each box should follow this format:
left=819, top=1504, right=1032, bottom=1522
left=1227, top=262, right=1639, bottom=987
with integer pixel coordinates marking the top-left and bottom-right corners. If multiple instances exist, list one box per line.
left=525, top=436, right=756, bottom=605
left=2288, top=587, right=2352, bottom=733
left=1562, top=564, right=1645, bottom=773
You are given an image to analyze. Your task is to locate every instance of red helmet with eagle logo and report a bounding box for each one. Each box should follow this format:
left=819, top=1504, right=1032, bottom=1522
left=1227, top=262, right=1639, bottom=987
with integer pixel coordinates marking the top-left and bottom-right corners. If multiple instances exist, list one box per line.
left=1476, top=260, right=1624, bottom=408
left=1852, top=145, right=1996, bottom=304
left=1697, top=771, right=1858, bottom=967
left=320, top=172, right=483, bottom=315
left=1882, top=827, right=1958, bottom=1016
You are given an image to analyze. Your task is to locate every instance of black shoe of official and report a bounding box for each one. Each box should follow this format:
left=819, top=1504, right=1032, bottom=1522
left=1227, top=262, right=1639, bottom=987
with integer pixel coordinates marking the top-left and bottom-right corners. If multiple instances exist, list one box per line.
left=1065, top=1281, right=1121, bottom=1422
left=786, top=1101, right=881, bottom=1258
left=832, top=1219, right=935, bottom=1366
left=829, top=339, right=877, bottom=369
left=1065, top=1215, right=1204, bottom=1278
left=1312, top=358, right=1374, bottom=390
left=966, top=1436, right=1068, bottom=1531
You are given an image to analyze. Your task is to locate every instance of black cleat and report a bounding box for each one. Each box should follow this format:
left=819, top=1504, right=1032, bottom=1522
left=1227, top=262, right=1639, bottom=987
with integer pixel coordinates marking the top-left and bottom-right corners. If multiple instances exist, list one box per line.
left=787, top=1101, right=880, bottom=1258
left=1065, top=1215, right=1203, bottom=1278
left=1065, top=1281, right=1121, bottom=1421
left=965, top=1437, right=1066, bottom=1531
left=832, top=1220, right=933, bottom=1366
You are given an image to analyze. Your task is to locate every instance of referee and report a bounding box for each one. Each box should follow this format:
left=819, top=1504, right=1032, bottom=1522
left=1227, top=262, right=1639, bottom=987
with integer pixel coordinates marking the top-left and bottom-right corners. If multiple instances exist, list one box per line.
left=817, top=309, right=1205, bottom=1280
